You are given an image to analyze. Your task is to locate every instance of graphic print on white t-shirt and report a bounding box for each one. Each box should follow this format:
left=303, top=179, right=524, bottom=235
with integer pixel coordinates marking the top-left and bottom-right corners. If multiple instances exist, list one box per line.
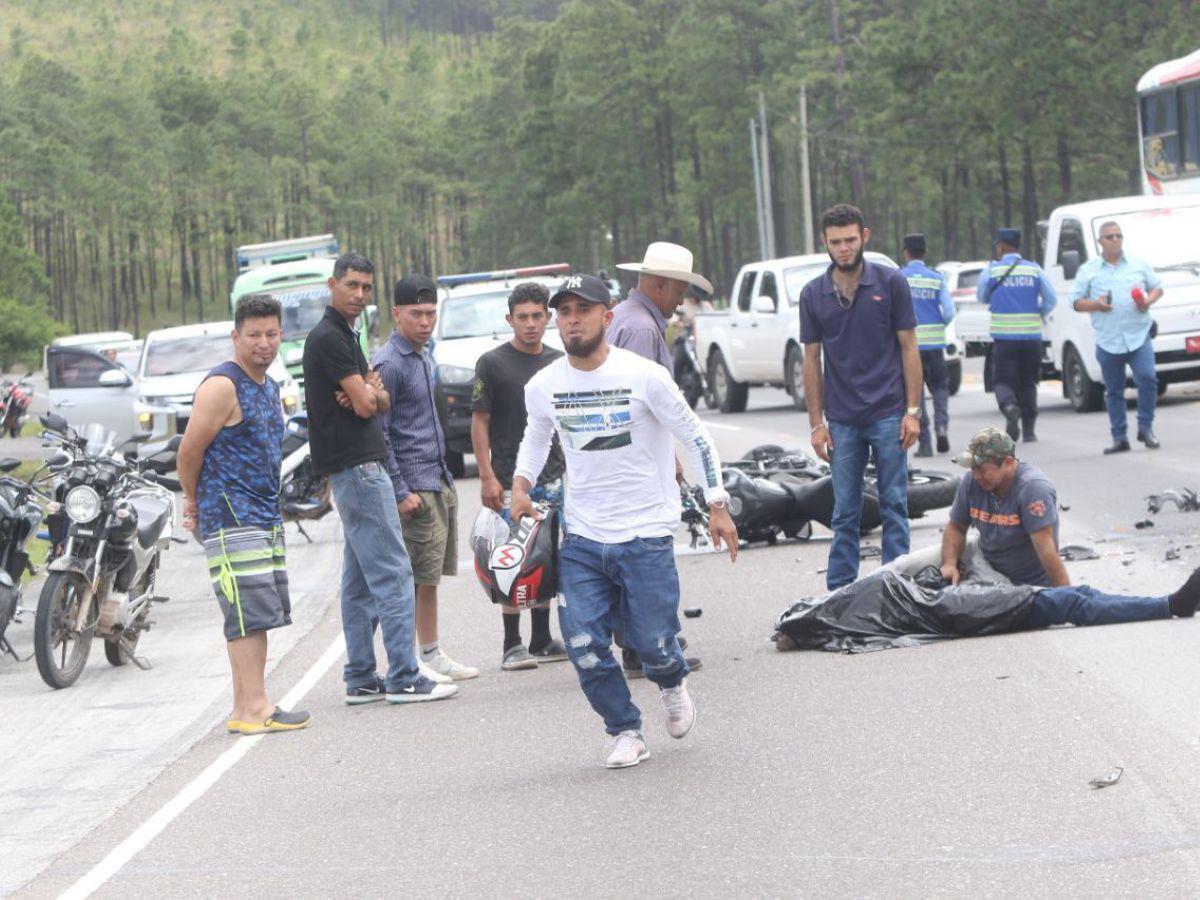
left=552, top=388, right=632, bottom=452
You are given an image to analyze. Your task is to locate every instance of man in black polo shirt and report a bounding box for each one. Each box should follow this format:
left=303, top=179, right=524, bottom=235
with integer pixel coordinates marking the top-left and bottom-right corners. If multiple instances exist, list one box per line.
left=303, top=252, right=457, bottom=706
left=800, top=204, right=923, bottom=591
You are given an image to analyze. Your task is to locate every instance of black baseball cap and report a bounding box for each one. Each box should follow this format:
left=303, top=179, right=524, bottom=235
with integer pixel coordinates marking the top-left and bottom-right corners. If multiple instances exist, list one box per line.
left=903, top=232, right=926, bottom=254
left=549, top=273, right=611, bottom=309
left=394, top=273, right=437, bottom=306
left=995, top=227, right=1021, bottom=248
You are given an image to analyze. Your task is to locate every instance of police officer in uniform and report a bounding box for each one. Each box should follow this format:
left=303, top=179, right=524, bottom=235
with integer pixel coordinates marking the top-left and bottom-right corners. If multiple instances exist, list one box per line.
left=900, top=233, right=954, bottom=456
left=977, top=228, right=1057, bottom=442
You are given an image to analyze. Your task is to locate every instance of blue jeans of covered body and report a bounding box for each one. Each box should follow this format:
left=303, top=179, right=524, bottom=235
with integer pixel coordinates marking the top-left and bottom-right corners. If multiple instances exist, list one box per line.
left=827, top=414, right=910, bottom=590
left=329, top=461, right=421, bottom=692
left=1096, top=340, right=1156, bottom=442
left=557, top=533, right=688, bottom=735
left=1024, top=585, right=1168, bottom=629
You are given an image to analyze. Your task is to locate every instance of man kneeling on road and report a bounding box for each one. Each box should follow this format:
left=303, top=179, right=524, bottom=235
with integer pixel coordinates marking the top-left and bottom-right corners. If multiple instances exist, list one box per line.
left=939, top=427, right=1069, bottom=588
left=511, top=274, right=738, bottom=770
left=179, top=294, right=310, bottom=735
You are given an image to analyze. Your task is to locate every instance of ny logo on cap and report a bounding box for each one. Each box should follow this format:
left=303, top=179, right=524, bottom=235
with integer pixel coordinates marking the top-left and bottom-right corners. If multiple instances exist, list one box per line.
left=565, top=275, right=583, bottom=290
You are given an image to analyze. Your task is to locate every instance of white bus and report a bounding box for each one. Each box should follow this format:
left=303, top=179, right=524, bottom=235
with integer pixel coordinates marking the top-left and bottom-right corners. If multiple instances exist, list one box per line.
left=1137, top=48, right=1200, bottom=194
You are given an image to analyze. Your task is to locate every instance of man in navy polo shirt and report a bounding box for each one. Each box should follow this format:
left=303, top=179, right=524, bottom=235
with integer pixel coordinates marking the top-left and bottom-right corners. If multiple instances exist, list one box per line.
left=800, top=204, right=923, bottom=589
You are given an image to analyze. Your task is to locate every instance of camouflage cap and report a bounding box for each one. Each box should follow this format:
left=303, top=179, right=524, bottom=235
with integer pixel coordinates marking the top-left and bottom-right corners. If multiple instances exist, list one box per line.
left=953, top=426, right=1016, bottom=468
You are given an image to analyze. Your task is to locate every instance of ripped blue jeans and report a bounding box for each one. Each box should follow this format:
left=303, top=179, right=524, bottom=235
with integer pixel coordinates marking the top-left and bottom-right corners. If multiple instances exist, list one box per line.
left=558, top=533, right=688, bottom=735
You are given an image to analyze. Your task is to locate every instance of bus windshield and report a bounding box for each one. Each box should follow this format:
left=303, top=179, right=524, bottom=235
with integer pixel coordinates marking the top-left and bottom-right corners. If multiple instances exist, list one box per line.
left=1092, top=204, right=1200, bottom=269
left=1137, top=51, right=1200, bottom=194
left=260, top=284, right=331, bottom=341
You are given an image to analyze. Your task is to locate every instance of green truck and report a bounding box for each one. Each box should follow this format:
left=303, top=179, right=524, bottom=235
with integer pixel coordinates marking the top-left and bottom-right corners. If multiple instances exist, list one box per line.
left=229, top=235, right=377, bottom=388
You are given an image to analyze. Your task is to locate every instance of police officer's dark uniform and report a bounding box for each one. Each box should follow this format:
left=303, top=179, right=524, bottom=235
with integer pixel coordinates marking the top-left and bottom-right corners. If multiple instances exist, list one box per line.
left=977, top=228, right=1057, bottom=442
left=899, top=233, right=954, bottom=456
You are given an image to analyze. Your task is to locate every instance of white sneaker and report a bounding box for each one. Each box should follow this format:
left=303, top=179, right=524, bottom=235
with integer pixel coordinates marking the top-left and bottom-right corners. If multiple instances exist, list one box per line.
left=660, top=679, right=696, bottom=739
left=605, top=730, right=649, bottom=769
left=424, top=650, right=480, bottom=681
left=418, top=660, right=454, bottom=685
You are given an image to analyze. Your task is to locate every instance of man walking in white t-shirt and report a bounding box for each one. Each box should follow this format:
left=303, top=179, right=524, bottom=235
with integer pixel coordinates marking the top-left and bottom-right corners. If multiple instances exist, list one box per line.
left=512, top=274, right=738, bottom=769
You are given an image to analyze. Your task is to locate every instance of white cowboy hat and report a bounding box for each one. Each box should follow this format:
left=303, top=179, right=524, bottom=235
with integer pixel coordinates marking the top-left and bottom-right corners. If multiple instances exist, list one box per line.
left=616, top=242, right=713, bottom=294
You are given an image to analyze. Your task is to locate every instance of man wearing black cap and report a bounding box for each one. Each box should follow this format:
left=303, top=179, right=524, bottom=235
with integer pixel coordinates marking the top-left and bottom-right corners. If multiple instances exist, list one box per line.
left=900, top=234, right=955, bottom=456
left=976, top=228, right=1058, bottom=443
left=511, top=273, right=738, bottom=770
left=372, top=273, right=479, bottom=683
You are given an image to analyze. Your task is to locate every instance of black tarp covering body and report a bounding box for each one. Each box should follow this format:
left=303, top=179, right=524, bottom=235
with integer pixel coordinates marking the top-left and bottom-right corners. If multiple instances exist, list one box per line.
left=775, top=570, right=1039, bottom=654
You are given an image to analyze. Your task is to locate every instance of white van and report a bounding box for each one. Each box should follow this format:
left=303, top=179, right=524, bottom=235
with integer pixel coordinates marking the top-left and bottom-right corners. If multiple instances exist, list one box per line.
left=1041, top=194, right=1200, bottom=410
left=137, top=322, right=302, bottom=433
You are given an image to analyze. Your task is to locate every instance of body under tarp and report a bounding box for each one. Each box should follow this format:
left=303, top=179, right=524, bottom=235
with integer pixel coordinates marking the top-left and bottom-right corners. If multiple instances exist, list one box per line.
left=775, top=569, right=1039, bottom=654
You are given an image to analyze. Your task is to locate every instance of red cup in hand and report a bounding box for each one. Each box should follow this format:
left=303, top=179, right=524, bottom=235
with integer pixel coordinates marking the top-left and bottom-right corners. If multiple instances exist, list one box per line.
left=1132, top=287, right=1148, bottom=311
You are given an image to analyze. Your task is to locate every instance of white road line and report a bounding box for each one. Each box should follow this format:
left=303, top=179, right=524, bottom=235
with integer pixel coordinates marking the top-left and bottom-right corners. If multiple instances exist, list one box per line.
left=59, top=634, right=347, bottom=900
left=700, top=420, right=740, bottom=431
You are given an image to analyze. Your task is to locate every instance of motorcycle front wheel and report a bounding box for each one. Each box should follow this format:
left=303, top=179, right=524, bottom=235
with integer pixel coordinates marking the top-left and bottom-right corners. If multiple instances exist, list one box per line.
left=34, top=572, right=96, bottom=689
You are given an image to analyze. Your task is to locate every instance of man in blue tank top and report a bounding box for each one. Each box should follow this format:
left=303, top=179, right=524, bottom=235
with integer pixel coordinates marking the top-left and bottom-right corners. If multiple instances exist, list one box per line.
left=977, top=228, right=1057, bottom=443
left=899, top=233, right=955, bottom=457
left=178, top=294, right=311, bottom=736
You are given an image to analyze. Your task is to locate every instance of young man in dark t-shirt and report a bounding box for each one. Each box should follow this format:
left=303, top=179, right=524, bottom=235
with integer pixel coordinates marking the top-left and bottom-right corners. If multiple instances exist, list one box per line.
left=800, top=204, right=923, bottom=590
left=471, top=282, right=569, bottom=671
left=303, top=252, right=456, bottom=706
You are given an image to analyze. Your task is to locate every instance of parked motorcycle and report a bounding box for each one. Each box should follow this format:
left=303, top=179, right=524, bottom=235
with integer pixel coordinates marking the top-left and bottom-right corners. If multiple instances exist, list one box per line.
left=682, top=444, right=959, bottom=548
left=0, top=377, right=33, bottom=438
left=280, top=413, right=331, bottom=541
left=33, top=413, right=181, bottom=689
left=672, top=317, right=710, bottom=410
left=0, top=457, right=47, bottom=660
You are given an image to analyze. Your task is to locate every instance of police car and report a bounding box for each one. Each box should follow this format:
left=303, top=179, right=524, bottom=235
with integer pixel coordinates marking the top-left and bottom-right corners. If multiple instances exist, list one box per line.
left=432, top=264, right=569, bottom=476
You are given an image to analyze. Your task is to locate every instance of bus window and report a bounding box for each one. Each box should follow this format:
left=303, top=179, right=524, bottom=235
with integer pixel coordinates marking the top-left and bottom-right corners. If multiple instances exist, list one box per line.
left=1183, top=84, right=1200, bottom=175
left=1142, top=89, right=1179, bottom=178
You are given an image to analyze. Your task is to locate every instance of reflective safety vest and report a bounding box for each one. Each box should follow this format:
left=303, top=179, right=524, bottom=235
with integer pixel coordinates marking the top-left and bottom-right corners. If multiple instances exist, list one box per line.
left=902, top=260, right=950, bottom=349
left=982, top=255, right=1046, bottom=341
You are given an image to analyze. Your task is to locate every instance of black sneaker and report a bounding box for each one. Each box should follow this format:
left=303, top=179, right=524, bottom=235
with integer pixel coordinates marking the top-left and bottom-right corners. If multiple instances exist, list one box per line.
left=936, top=433, right=950, bottom=454
left=346, top=677, right=387, bottom=706
left=386, top=675, right=459, bottom=704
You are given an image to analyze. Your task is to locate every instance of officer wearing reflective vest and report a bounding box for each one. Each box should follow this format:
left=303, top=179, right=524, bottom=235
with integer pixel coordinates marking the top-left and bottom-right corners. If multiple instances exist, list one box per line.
left=977, top=227, right=1057, bottom=443
left=900, top=233, right=954, bottom=457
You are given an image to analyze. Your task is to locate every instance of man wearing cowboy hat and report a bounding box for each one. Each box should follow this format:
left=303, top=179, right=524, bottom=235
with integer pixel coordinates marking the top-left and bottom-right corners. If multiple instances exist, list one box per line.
left=609, top=241, right=713, bottom=676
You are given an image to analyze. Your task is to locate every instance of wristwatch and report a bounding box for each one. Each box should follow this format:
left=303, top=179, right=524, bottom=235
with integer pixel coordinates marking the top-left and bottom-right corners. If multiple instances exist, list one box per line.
left=905, top=406, right=921, bottom=419
left=709, top=500, right=728, bottom=510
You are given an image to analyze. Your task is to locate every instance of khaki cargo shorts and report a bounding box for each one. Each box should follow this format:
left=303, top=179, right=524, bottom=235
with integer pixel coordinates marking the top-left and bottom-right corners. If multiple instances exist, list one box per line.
left=400, top=480, right=458, bottom=586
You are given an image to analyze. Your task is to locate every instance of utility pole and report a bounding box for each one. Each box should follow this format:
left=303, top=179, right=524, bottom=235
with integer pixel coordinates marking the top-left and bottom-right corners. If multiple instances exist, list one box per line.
left=799, top=84, right=815, bottom=254
left=758, top=90, right=777, bottom=258
left=749, top=118, right=767, bottom=260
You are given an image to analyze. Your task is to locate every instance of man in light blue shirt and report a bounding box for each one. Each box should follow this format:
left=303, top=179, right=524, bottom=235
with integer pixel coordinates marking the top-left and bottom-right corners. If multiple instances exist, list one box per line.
left=1070, top=221, right=1165, bottom=453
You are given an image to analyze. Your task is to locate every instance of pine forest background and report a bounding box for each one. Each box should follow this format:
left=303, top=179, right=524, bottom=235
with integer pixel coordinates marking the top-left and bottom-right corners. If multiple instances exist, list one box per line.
left=1, top=0, right=1199, bottom=356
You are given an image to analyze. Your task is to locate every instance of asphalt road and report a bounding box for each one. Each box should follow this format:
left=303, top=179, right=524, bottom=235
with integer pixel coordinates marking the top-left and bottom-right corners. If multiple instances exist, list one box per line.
left=6, top=359, right=1200, bottom=898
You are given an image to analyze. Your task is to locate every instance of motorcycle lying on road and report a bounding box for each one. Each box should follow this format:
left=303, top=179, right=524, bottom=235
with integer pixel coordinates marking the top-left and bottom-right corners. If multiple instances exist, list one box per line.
left=34, top=413, right=182, bottom=689
left=279, top=413, right=332, bottom=541
left=0, top=377, right=33, bottom=438
left=0, top=457, right=46, bottom=660
left=681, top=444, right=959, bottom=548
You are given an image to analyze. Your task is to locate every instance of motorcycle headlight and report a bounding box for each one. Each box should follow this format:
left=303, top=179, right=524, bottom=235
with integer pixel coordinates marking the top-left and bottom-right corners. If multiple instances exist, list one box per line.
left=436, top=364, right=475, bottom=385
left=65, top=485, right=102, bottom=524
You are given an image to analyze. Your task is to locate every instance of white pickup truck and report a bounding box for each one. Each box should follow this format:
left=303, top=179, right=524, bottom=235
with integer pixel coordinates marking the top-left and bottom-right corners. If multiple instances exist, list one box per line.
left=696, top=252, right=963, bottom=412
left=1041, top=193, right=1200, bottom=410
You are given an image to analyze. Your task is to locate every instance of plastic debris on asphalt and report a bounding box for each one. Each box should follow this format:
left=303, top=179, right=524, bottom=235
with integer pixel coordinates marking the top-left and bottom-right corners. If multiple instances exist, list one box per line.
left=683, top=607, right=703, bottom=618
left=1059, top=544, right=1100, bottom=561
left=1146, top=488, right=1200, bottom=515
left=1088, top=766, right=1123, bottom=789
left=1135, top=519, right=1155, bottom=529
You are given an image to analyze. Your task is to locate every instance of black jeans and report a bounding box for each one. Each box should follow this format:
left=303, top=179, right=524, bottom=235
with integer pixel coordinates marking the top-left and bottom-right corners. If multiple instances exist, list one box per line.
left=992, top=340, right=1041, bottom=427
left=918, top=349, right=949, bottom=449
